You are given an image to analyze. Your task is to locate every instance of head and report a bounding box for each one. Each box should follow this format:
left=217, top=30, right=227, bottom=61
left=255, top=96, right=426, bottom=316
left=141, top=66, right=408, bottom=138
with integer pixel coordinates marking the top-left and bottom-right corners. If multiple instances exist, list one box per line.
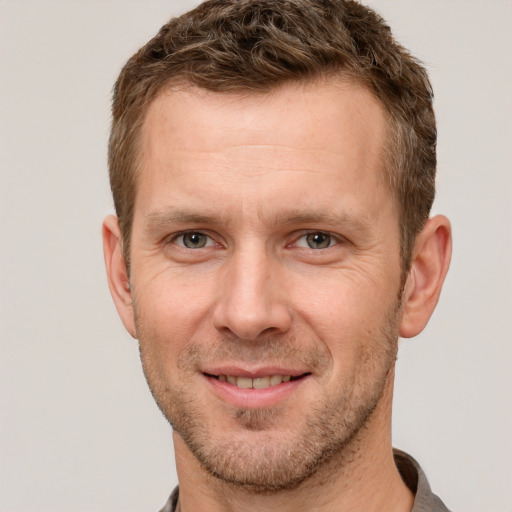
left=104, top=0, right=451, bottom=494
left=108, top=0, right=436, bottom=274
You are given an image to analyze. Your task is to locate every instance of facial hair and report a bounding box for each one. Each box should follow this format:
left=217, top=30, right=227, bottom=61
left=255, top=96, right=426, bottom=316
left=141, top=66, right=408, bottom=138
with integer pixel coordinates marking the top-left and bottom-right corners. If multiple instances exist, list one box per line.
left=135, top=302, right=401, bottom=493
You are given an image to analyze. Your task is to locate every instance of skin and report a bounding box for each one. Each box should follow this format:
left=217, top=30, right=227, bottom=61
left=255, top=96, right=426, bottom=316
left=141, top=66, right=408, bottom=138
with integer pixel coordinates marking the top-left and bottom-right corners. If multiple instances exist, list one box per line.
left=103, top=80, right=452, bottom=512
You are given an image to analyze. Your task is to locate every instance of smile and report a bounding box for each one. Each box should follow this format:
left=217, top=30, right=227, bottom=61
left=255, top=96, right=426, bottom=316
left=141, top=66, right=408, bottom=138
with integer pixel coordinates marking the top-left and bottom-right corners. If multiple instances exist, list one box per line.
left=207, top=373, right=308, bottom=389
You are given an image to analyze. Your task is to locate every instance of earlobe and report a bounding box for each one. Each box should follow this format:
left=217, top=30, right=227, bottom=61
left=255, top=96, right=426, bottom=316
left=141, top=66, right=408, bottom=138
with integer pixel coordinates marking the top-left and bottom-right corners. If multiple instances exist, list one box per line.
left=399, top=215, right=452, bottom=338
left=102, top=215, right=137, bottom=338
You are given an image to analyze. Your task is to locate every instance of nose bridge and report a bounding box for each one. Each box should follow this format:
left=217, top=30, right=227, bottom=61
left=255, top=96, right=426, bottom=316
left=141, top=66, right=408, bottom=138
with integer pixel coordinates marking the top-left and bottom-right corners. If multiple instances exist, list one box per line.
left=213, top=240, right=291, bottom=340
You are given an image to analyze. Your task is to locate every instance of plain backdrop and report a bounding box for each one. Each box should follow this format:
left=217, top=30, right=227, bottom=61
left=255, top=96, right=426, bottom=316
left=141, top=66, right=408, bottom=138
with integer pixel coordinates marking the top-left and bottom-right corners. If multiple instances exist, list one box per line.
left=1, top=1, right=511, bottom=511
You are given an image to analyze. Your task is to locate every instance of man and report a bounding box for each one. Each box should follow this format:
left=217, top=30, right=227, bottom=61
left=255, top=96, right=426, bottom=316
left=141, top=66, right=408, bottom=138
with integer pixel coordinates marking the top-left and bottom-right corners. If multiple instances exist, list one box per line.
left=102, top=0, right=452, bottom=510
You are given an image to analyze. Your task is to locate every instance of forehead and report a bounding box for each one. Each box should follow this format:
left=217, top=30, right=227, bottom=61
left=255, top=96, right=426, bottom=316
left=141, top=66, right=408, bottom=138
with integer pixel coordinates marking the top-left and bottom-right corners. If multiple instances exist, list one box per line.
left=136, top=80, right=392, bottom=225
left=142, top=79, right=387, bottom=162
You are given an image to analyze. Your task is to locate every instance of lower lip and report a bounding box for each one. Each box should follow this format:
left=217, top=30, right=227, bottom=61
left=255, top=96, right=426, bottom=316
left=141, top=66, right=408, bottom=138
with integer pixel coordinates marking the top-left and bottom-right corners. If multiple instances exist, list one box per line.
left=204, top=375, right=309, bottom=408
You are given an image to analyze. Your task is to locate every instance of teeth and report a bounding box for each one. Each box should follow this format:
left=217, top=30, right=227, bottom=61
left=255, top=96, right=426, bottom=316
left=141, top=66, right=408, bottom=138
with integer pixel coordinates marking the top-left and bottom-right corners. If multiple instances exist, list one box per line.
left=237, top=377, right=253, bottom=389
left=253, top=376, right=270, bottom=389
left=270, top=375, right=283, bottom=386
left=217, top=374, right=294, bottom=389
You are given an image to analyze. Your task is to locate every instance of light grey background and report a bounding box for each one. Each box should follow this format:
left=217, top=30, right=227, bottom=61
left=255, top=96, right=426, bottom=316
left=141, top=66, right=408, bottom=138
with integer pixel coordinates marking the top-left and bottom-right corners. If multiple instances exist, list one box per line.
left=1, top=1, right=510, bottom=511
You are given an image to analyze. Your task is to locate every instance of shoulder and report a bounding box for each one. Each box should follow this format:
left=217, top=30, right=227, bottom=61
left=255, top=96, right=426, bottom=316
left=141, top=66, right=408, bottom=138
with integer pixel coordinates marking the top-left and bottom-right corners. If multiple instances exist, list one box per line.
left=394, top=448, right=453, bottom=512
left=158, top=486, right=179, bottom=512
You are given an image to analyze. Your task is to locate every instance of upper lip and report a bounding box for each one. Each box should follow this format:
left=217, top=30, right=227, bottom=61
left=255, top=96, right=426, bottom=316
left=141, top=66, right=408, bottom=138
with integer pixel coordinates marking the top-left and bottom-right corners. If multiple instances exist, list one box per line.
left=202, top=366, right=310, bottom=378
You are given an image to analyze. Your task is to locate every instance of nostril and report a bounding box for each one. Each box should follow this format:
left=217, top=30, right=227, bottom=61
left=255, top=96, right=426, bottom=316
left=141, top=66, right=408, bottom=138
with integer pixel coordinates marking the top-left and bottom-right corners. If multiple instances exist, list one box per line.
left=211, top=292, right=292, bottom=342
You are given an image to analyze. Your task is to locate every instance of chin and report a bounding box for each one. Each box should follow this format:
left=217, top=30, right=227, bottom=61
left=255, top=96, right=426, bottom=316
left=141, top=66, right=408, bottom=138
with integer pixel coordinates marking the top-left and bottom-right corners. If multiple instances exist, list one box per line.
left=162, top=379, right=385, bottom=493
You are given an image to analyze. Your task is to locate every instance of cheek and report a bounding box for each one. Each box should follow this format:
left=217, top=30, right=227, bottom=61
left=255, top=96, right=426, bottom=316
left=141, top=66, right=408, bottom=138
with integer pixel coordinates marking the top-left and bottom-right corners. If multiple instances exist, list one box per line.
left=133, top=270, right=219, bottom=362
left=136, top=267, right=212, bottom=324
left=292, top=272, right=399, bottom=363
left=294, top=270, right=392, bottom=326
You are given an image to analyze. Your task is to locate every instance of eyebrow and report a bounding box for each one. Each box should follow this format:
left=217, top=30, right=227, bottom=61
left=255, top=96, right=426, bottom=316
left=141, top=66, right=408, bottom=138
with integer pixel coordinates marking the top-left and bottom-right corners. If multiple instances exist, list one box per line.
left=144, top=206, right=372, bottom=235
left=272, top=209, right=372, bottom=232
left=144, top=207, right=225, bottom=234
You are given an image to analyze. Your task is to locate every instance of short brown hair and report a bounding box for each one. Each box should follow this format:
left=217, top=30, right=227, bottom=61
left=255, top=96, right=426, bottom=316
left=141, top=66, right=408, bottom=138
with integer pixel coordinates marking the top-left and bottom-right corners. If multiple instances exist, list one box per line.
left=109, top=0, right=436, bottom=271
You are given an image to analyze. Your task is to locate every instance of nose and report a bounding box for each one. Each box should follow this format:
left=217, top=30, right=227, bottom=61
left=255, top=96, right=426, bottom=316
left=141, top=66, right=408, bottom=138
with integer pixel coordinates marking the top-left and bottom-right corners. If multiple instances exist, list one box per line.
left=212, top=246, right=292, bottom=341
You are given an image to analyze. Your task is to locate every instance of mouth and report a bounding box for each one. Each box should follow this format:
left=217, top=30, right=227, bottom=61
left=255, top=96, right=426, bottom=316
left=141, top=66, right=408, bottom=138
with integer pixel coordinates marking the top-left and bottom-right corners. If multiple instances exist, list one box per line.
left=203, top=372, right=310, bottom=390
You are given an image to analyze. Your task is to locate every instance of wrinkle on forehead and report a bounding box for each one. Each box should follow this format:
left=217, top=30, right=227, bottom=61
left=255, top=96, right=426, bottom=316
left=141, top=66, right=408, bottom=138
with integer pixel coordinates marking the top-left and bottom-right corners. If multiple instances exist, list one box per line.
left=142, top=80, right=387, bottom=155
left=135, top=79, right=394, bottom=237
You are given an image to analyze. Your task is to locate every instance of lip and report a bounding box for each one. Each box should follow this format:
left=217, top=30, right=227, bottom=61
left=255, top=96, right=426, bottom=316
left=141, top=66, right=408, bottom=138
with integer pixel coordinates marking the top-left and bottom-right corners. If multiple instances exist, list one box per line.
left=202, top=365, right=309, bottom=379
left=202, top=367, right=311, bottom=408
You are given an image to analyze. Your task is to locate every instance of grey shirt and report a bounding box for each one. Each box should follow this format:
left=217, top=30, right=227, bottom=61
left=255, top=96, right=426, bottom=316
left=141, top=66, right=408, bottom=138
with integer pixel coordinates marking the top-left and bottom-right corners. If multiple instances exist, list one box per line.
left=159, top=449, right=451, bottom=512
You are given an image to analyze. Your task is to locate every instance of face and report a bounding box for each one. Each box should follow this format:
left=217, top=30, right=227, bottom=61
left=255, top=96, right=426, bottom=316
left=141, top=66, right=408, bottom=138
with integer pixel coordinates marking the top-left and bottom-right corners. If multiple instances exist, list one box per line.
left=128, top=81, right=404, bottom=490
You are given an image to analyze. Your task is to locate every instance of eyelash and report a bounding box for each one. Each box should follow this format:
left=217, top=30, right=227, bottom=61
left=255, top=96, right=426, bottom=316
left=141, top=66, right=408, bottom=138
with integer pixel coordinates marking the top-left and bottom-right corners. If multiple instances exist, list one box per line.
left=170, top=231, right=217, bottom=249
left=293, top=232, right=341, bottom=250
left=168, top=230, right=342, bottom=250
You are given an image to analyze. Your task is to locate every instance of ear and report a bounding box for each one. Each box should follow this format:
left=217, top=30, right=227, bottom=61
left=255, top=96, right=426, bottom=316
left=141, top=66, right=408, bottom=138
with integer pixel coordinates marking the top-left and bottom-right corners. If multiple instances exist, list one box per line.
left=399, top=215, right=452, bottom=338
left=102, top=215, right=137, bottom=338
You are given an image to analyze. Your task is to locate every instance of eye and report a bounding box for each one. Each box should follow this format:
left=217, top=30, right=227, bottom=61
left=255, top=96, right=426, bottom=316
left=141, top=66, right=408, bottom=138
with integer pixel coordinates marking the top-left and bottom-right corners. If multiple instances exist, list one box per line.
left=174, top=231, right=214, bottom=249
left=295, top=232, right=337, bottom=249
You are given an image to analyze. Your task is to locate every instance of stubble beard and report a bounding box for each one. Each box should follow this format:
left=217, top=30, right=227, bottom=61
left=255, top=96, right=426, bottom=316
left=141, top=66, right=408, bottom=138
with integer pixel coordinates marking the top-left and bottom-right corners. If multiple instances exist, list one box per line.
left=135, top=305, right=400, bottom=494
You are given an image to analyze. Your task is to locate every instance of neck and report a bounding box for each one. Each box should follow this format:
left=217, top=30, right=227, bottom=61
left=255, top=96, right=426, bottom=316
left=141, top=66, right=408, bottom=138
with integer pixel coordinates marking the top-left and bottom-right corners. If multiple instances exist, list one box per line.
left=173, top=372, right=413, bottom=512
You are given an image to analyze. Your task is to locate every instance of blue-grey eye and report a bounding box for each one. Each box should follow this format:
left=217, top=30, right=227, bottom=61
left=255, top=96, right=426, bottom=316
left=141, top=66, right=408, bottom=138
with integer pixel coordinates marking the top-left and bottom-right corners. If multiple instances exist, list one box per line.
left=181, top=232, right=209, bottom=248
left=305, top=232, right=332, bottom=249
